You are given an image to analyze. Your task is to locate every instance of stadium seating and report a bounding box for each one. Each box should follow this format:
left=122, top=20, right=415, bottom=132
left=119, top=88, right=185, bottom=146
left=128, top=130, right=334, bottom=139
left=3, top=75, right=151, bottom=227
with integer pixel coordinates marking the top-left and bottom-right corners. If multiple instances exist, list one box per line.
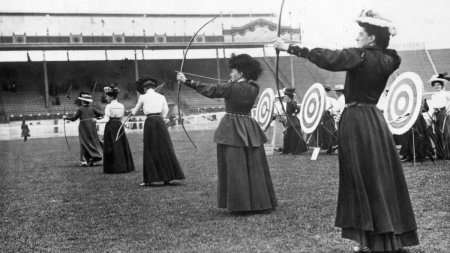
left=1, top=48, right=450, bottom=122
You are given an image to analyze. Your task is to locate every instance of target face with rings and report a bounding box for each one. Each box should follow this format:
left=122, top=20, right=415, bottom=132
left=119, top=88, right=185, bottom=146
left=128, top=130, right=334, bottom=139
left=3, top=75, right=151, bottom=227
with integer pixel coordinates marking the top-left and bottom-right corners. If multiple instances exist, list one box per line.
left=384, top=72, right=423, bottom=135
left=300, top=83, right=326, bottom=134
left=255, top=88, right=275, bottom=131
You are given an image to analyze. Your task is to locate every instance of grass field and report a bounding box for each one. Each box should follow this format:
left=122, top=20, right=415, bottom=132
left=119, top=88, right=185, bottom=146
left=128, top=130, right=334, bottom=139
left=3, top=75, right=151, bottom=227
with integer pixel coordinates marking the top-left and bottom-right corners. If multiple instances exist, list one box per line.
left=0, top=130, right=449, bottom=252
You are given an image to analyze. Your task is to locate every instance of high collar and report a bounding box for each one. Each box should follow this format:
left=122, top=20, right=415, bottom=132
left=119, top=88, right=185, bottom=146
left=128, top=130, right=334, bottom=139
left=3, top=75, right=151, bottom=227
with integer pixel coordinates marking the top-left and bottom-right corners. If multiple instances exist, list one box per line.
left=145, top=89, right=155, bottom=94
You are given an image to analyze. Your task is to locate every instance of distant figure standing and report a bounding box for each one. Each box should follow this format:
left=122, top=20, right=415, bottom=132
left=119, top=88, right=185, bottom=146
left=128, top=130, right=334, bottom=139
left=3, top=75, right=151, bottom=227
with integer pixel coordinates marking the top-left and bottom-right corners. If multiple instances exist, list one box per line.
left=282, top=88, right=308, bottom=155
left=21, top=120, right=30, bottom=142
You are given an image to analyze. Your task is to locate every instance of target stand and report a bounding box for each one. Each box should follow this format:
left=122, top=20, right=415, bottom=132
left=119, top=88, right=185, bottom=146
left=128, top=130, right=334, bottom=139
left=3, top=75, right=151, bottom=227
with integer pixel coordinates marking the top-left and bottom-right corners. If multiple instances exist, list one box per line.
left=384, top=72, right=424, bottom=167
left=300, top=83, right=326, bottom=160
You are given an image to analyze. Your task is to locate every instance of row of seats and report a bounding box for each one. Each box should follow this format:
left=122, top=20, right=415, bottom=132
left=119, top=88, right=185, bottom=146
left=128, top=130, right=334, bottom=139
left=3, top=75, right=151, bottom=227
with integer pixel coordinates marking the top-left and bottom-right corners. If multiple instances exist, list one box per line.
left=1, top=49, right=450, bottom=120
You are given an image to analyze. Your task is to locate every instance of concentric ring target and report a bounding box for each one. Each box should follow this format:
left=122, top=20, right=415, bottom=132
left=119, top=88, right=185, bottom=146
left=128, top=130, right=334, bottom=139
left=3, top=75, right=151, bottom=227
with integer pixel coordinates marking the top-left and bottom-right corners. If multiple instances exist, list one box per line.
left=384, top=72, right=423, bottom=135
left=300, top=83, right=326, bottom=134
left=255, top=88, right=275, bottom=131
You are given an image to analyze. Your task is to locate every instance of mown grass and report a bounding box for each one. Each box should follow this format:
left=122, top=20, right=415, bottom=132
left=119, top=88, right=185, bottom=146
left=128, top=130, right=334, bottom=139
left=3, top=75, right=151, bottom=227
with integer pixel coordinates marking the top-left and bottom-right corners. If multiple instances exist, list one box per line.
left=0, top=130, right=448, bottom=252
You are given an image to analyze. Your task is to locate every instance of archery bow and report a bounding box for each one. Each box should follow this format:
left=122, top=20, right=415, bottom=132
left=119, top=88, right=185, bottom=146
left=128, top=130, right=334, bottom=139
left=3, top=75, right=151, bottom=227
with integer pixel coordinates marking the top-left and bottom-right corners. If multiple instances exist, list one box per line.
left=63, top=82, right=73, bottom=151
left=115, top=112, right=133, bottom=142
left=177, top=15, right=218, bottom=150
left=274, top=0, right=306, bottom=144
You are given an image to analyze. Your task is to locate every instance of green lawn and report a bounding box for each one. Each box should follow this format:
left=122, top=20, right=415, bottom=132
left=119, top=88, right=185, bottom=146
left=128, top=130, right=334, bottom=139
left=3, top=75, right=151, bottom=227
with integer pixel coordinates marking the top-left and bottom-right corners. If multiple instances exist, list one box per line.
left=0, top=130, right=448, bottom=252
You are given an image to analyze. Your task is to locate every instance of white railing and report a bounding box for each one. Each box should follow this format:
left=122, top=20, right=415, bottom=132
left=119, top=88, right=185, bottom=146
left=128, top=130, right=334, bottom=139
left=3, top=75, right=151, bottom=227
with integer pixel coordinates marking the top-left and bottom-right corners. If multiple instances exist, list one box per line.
left=0, top=112, right=226, bottom=141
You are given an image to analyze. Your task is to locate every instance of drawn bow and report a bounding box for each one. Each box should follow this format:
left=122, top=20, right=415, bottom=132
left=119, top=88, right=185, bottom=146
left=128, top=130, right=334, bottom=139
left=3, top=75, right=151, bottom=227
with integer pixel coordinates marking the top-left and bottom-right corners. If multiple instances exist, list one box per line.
left=274, top=0, right=306, bottom=143
left=177, top=15, right=218, bottom=150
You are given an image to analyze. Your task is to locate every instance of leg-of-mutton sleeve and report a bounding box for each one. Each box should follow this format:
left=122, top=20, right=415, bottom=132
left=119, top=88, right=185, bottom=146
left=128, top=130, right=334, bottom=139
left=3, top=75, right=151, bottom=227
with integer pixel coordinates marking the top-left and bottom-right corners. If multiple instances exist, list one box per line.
left=161, top=97, right=169, bottom=118
left=131, top=95, right=144, bottom=115
left=287, top=45, right=365, bottom=72
left=185, top=80, right=232, bottom=99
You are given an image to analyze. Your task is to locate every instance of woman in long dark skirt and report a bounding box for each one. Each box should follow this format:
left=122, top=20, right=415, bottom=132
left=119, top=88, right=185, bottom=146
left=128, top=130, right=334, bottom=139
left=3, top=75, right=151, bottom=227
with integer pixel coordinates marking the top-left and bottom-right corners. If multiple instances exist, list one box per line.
left=399, top=99, right=435, bottom=162
left=427, top=73, right=450, bottom=159
left=282, top=88, right=307, bottom=155
left=64, top=92, right=104, bottom=166
left=177, top=53, right=277, bottom=213
left=275, top=10, right=419, bottom=252
left=95, top=85, right=134, bottom=173
left=131, top=77, right=185, bottom=186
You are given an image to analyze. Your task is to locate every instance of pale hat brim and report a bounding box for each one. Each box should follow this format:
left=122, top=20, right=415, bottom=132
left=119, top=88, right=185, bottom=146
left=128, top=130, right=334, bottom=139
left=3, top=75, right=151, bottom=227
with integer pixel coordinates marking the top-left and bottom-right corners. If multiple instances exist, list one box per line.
left=428, top=75, right=449, bottom=85
left=78, top=97, right=93, bottom=103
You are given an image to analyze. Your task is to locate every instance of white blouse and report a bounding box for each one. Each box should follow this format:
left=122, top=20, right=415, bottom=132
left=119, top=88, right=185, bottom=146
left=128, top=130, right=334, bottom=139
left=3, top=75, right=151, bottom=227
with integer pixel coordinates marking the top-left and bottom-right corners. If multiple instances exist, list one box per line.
left=428, top=90, right=450, bottom=109
left=131, top=89, right=169, bottom=117
left=96, top=100, right=125, bottom=123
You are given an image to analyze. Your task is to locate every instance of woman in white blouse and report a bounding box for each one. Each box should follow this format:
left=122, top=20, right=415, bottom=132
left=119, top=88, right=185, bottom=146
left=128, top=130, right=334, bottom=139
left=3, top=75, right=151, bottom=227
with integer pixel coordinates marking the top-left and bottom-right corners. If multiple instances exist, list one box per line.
left=427, top=73, right=450, bottom=159
left=96, top=85, right=135, bottom=173
left=131, top=77, right=185, bottom=186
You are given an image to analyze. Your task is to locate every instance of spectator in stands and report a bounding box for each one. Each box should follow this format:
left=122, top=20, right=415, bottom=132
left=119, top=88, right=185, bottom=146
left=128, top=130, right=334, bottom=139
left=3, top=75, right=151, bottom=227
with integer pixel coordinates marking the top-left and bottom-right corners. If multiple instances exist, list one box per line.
left=63, top=92, right=103, bottom=167
left=177, top=53, right=277, bottom=213
left=21, top=120, right=30, bottom=142
left=95, top=84, right=135, bottom=174
left=10, top=81, right=16, bottom=92
left=131, top=76, right=185, bottom=186
left=282, top=88, right=307, bottom=155
left=274, top=9, right=419, bottom=252
left=427, top=72, right=450, bottom=159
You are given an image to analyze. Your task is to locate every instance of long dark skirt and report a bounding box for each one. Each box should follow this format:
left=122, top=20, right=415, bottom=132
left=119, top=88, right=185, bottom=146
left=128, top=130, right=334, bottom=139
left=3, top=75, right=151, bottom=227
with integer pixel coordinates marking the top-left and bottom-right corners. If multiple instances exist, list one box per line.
left=309, top=111, right=337, bottom=151
left=78, top=121, right=103, bottom=162
left=143, top=116, right=185, bottom=183
left=217, top=144, right=277, bottom=212
left=103, top=119, right=135, bottom=173
left=283, top=126, right=308, bottom=155
left=429, top=110, right=450, bottom=159
left=399, top=114, right=434, bottom=161
left=336, top=105, right=419, bottom=251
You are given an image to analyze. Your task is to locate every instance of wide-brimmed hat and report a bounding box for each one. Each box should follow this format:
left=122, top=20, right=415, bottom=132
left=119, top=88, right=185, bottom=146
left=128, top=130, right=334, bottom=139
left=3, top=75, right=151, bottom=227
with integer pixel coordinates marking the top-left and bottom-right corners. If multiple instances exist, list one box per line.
left=356, top=9, right=396, bottom=36
left=284, top=88, right=295, bottom=95
left=78, top=92, right=93, bottom=103
left=428, top=72, right=449, bottom=86
left=333, top=84, right=344, bottom=91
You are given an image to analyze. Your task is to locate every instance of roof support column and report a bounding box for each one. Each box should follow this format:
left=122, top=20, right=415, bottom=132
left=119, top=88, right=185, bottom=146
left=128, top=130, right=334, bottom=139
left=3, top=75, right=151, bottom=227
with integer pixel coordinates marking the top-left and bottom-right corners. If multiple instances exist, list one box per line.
left=43, top=51, right=50, bottom=109
left=216, top=48, right=221, bottom=84
left=134, top=50, right=139, bottom=81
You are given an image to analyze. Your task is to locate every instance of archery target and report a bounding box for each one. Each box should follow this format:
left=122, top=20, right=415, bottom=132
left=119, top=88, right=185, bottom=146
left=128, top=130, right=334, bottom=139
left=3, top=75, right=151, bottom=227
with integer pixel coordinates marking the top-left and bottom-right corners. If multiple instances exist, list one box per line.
left=255, top=88, right=275, bottom=131
left=300, top=83, right=326, bottom=134
left=384, top=72, right=423, bottom=135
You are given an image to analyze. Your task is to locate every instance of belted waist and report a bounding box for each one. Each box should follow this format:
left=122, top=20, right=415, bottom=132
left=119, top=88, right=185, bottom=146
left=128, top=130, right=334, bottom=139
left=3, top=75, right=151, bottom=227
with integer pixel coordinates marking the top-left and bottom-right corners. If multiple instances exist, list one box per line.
left=146, top=113, right=160, bottom=117
left=226, top=112, right=251, bottom=117
left=110, top=117, right=122, bottom=120
left=345, top=102, right=376, bottom=108
left=434, top=107, right=446, bottom=112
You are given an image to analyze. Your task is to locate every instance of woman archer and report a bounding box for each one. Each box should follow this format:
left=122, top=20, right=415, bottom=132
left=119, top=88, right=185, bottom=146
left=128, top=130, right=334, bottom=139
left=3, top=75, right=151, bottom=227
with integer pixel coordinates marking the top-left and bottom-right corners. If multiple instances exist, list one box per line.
left=275, top=9, right=419, bottom=253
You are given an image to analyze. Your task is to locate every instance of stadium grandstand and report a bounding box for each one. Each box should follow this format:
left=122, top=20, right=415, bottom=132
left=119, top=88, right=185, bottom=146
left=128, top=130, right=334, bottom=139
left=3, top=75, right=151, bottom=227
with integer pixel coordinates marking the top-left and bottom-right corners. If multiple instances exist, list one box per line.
left=0, top=12, right=450, bottom=139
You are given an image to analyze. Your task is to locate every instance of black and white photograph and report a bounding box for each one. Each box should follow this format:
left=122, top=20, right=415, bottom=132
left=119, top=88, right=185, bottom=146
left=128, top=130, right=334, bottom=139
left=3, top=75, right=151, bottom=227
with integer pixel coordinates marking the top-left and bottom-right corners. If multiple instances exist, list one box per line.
left=0, top=0, right=449, bottom=252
